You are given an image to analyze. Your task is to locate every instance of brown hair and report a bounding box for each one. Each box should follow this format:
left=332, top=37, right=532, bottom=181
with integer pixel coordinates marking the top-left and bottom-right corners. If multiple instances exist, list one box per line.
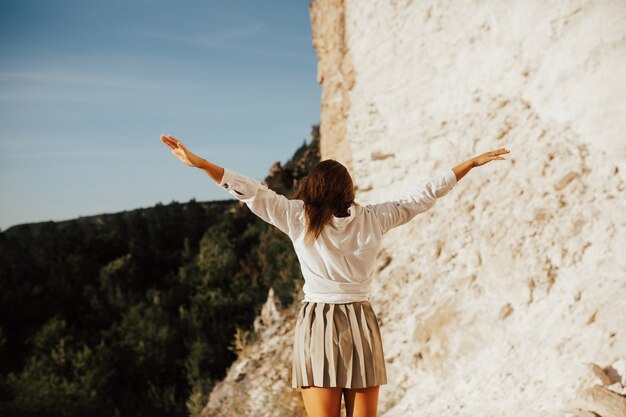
left=292, top=159, right=357, bottom=246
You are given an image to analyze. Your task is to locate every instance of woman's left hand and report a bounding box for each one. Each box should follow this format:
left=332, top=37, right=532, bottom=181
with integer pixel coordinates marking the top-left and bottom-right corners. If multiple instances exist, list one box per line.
left=471, top=148, right=509, bottom=168
left=161, top=134, right=205, bottom=168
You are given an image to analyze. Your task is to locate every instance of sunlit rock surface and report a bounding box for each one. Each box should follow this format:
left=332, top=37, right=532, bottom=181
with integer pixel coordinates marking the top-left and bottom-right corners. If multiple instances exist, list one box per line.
left=204, top=1, right=626, bottom=415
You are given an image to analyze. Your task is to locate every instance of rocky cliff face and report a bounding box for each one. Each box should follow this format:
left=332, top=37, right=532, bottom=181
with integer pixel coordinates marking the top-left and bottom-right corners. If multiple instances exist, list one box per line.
left=204, top=1, right=626, bottom=416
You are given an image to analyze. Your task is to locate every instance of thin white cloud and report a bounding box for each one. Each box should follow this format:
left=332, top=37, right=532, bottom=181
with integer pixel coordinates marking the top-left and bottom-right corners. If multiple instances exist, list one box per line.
left=133, top=21, right=265, bottom=49
left=0, top=90, right=104, bottom=104
left=217, top=21, right=266, bottom=39
left=0, top=69, right=199, bottom=104
left=0, top=147, right=163, bottom=160
left=0, top=141, right=289, bottom=161
left=237, top=46, right=312, bottom=59
left=0, top=70, right=192, bottom=91
left=133, top=23, right=311, bottom=59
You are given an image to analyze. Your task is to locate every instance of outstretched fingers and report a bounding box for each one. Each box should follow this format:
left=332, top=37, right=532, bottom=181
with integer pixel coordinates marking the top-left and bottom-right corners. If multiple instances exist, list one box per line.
left=161, top=135, right=176, bottom=149
left=487, top=148, right=510, bottom=160
left=161, top=134, right=183, bottom=150
left=167, top=134, right=182, bottom=146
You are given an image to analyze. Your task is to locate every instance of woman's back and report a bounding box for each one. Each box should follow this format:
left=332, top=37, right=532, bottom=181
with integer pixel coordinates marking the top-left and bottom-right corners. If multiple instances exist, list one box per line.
left=217, top=166, right=457, bottom=304
left=291, top=201, right=385, bottom=303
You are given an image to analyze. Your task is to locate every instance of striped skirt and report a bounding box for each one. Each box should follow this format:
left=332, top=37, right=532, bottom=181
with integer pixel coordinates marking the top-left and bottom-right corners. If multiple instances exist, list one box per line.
left=291, top=300, right=388, bottom=389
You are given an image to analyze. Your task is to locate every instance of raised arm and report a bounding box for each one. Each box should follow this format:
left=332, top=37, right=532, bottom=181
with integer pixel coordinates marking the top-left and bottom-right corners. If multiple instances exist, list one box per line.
left=369, top=168, right=458, bottom=235
left=160, top=134, right=301, bottom=236
left=212, top=165, right=302, bottom=236
left=370, top=148, right=510, bottom=235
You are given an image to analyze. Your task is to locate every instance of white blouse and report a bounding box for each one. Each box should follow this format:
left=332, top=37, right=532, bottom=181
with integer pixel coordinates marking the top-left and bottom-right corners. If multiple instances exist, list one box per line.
left=217, top=166, right=458, bottom=304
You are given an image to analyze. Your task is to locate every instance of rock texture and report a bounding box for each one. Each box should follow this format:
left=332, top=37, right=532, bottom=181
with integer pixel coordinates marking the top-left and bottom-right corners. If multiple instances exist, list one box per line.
left=309, top=0, right=355, bottom=173
left=201, top=288, right=307, bottom=417
left=204, top=1, right=626, bottom=415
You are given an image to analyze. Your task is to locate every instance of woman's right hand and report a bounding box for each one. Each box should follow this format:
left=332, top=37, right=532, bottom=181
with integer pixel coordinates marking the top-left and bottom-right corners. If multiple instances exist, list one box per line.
left=472, top=148, right=509, bottom=167
left=161, top=134, right=205, bottom=168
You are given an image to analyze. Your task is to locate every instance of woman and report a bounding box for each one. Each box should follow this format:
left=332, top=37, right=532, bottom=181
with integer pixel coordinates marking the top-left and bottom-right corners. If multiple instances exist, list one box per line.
left=161, top=134, right=509, bottom=417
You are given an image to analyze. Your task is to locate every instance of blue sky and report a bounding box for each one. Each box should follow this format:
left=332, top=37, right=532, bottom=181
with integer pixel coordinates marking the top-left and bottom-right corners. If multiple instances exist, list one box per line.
left=0, top=0, right=320, bottom=231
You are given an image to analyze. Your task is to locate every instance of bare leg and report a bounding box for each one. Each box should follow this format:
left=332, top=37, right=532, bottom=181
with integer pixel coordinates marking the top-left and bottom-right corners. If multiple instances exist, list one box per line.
left=343, top=385, right=380, bottom=417
left=300, top=386, right=343, bottom=417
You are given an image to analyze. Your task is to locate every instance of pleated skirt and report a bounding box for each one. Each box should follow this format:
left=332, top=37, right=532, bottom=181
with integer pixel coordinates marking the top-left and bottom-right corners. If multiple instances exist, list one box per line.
left=291, top=300, right=388, bottom=389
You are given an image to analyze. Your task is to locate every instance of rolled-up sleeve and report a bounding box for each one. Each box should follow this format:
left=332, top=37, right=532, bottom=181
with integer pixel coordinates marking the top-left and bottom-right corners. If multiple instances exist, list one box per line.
left=217, top=167, right=301, bottom=236
left=369, top=169, right=457, bottom=235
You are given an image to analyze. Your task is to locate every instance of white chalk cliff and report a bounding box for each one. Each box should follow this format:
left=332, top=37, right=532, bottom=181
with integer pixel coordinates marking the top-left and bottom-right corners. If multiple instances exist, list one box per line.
left=203, top=1, right=626, bottom=416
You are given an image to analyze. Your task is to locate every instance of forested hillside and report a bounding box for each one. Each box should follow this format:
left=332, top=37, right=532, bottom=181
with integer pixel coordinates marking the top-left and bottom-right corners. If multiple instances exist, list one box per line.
left=0, top=126, right=320, bottom=417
